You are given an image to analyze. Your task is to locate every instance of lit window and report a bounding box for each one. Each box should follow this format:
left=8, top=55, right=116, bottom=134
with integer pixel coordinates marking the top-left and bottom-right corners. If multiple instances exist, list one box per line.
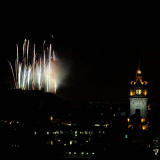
left=128, top=124, right=133, bottom=129
left=127, top=118, right=130, bottom=123
left=130, top=91, right=135, bottom=96
left=50, top=116, right=53, bottom=121
left=141, top=118, right=145, bottom=123
left=137, top=69, right=141, bottom=74
left=142, top=125, right=147, bottom=130
left=144, top=90, right=147, bottom=96
left=70, top=140, right=73, bottom=145
left=74, top=131, right=78, bottom=136
left=144, top=81, right=148, bottom=85
left=136, top=89, right=141, bottom=95
left=125, top=134, right=128, bottom=139
left=47, top=131, right=49, bottom=135
left=50, top=140, right=53, bottom=146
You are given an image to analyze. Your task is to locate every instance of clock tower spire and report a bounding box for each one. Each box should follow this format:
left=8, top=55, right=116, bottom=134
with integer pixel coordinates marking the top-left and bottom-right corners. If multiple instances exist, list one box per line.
left=129, top=65, right=148, bottom=117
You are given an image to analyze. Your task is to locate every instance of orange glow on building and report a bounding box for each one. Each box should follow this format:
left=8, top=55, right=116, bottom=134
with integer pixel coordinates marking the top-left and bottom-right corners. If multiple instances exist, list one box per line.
left=144, top=90, right=147, bottom=96
left=127, top=118, right=130, bottom=123
left=148, top=104, right=151, bottom=110
left=130, top=91, right=135, bottom=96
left=141, top=118, right=146, bottom=123
left=144, top=81, right=148, bottom=85
left=142, top=125, right=147, bottom=130
left=128, top=124, right=133, bottom=129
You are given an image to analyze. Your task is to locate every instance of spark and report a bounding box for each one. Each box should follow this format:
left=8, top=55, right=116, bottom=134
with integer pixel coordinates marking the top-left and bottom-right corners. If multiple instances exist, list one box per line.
left=9, top=39, right=62, bottom=94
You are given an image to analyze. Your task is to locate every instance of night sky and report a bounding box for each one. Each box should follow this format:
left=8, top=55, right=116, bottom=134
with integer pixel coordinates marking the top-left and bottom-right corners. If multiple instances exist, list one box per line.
left=0, top=4, right=160, bottom=101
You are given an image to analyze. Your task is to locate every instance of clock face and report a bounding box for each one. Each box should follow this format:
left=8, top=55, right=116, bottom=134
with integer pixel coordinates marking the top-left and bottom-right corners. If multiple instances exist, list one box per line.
left=136, top=89, right=142, bottom=95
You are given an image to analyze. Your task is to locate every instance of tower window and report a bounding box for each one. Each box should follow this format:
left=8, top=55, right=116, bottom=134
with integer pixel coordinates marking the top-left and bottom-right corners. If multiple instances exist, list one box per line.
left=130, top=90, right=135, bottom=96
left=144, top=90, right=147, bottom=96
left=141, top=118, right=146, bottom=123
left=136, top=89, right=141, bottom=95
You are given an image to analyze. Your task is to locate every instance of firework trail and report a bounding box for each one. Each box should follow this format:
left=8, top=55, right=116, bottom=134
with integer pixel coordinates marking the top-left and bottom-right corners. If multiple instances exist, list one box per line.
left=9, top=39, right=61, bottom=94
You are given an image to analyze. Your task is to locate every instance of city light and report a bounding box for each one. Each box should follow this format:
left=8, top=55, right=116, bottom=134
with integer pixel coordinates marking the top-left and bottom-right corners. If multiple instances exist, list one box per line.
left=142, top=125, right=147, bottom=130
left=141, top=118, right=146, bottom=123
left=50, top=116, right=54, bottom=121
left=127, top=118, right=130, bottom=123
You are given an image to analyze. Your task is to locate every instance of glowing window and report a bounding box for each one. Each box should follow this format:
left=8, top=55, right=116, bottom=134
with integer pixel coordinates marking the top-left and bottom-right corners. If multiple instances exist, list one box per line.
left=137, top=69, right=141, bottom=74
left=50, top=116, right=53, bottom=121
left=128, top=124, right=133, bottom=128
left=130, top=90, right=135, bottom=96
left=50, top=140, right=53, bottom=145
left=141, top=118, right=145, bottom=123
left=144, top=90, right=147, bottom=96
left=70, top=140, right=73, bottom=145
left=130, top=91, right=133, bottom=96
left=127, top=118, right=130, bottom=123
left=125, top=134, right=128, bottom=139
left=142, top=125, right=147, bottom=130
left=47, top=131, right=49, bottom=135
left=136, top=89, right=141, bottom=95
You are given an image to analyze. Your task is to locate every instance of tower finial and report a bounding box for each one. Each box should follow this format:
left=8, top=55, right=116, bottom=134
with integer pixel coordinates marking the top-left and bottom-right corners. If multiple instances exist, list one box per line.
left=136, top=56, right=142, bottom=80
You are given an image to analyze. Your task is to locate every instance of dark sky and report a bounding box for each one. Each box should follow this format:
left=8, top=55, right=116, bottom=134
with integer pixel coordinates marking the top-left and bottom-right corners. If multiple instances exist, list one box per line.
left=0, top=4, right=160, bottom=101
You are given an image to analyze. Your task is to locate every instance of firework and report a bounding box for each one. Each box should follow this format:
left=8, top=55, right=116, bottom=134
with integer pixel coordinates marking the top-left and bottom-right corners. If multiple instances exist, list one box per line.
left=9, top=39, right=60, bottom=93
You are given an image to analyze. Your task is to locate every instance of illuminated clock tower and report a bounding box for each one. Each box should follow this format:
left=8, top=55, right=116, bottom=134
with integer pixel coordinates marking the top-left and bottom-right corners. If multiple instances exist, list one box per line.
left=129, top=66, right=148, bottom=118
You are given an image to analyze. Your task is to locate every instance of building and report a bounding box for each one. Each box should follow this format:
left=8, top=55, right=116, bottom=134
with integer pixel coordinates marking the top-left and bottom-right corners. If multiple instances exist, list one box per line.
left=129, top=66, right=148, bottom=118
